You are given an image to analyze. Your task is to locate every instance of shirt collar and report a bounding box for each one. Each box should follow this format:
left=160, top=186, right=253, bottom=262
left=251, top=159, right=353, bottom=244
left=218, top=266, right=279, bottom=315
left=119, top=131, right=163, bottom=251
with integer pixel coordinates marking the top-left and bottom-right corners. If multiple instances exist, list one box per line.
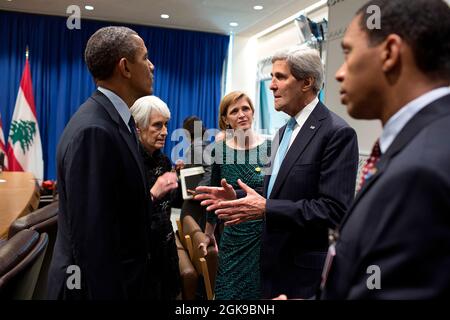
left=292, top=96, right=319, bottom=126
left=98, top=86, right=132, bottom=132
left=380, top=87, right=450, bottom=153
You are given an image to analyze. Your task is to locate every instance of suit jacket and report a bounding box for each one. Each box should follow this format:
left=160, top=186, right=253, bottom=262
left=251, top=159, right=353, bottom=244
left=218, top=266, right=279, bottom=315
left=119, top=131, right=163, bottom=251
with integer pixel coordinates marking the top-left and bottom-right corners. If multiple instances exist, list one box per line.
left=261, top=101, right=359, bottom=299
left=322, top=94, right=450, bottom=299
left=48, top=91, right=153, bottom=299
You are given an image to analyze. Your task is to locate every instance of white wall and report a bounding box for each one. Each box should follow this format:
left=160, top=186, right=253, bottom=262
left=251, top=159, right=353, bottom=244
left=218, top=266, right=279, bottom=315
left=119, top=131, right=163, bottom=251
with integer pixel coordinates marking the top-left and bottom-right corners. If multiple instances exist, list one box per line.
left=229, top=3, right=329, bottom=103
left=227, top=35, right=257, bottom=101
left=324, top=0, right=381, bottom=154
left=257, top=23, right=300, bottom=63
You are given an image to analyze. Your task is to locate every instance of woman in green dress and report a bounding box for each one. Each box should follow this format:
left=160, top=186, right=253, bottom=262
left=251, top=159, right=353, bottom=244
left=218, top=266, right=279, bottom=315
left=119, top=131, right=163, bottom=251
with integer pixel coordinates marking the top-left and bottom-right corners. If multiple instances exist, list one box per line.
left=201, top=91, right=271, bottom=300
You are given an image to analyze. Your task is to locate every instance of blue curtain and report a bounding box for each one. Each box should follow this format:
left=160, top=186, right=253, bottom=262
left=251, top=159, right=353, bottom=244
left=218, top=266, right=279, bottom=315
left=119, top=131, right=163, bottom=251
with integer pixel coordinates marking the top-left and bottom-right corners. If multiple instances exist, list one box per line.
left=259, top=80, right=270, bottom=130
left=0, top=10, right=229, bottom=180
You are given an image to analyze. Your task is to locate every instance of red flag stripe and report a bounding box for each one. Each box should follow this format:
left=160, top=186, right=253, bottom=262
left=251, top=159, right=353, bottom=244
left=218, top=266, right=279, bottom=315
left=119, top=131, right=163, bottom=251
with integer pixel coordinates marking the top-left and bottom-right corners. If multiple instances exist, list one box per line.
left=6, top=147, right=24, bottom=172
left=0, top=115, right=5, bottom=151
left=20, top=59, right=37, bottom=120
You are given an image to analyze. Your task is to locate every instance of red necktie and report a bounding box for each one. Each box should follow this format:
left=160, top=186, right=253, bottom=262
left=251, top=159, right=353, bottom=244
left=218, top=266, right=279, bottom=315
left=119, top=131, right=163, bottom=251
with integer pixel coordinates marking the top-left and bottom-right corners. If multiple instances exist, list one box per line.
left=357, top=139, right=381, bottom=192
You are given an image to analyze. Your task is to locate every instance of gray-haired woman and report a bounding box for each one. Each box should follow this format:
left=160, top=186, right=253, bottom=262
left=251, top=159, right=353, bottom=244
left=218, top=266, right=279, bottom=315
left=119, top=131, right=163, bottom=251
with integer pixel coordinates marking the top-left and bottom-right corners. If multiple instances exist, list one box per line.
left=131, top=95, right=182, bottom=300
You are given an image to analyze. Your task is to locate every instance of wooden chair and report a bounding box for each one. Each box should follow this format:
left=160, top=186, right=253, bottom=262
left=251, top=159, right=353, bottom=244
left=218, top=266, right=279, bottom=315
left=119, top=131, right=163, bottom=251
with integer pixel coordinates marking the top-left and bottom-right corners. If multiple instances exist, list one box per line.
left=175, top=233, right=198, bottom=300
left=182, top=215, right=218, bottom=300
left=176, top=218, right=185, bottom=248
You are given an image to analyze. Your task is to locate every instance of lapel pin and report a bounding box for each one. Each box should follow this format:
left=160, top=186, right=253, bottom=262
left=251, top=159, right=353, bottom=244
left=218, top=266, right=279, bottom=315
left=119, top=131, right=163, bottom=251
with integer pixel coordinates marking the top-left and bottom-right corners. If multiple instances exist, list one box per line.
left=310, top=125, right=316, bottom=130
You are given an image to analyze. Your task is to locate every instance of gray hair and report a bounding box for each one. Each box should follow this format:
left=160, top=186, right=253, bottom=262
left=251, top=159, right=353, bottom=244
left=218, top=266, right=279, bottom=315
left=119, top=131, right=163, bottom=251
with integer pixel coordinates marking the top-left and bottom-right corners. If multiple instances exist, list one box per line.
left=130, top=96, right=171, bottom=130
left=85, top=26, right=139, bottom=80
left=272, top=47, right=324, bottom=94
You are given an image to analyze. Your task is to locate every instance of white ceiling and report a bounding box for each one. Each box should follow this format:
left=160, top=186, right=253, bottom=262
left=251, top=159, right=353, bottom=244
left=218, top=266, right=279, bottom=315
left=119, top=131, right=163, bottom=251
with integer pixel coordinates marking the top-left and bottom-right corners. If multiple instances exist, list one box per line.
left=0, top=0, right=319, bottom=36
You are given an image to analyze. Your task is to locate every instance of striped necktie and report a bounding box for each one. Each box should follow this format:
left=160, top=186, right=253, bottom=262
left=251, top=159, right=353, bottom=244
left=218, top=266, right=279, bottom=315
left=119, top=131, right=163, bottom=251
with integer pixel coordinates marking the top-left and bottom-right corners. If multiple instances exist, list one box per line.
left=357, top=139, right=381, bottom=192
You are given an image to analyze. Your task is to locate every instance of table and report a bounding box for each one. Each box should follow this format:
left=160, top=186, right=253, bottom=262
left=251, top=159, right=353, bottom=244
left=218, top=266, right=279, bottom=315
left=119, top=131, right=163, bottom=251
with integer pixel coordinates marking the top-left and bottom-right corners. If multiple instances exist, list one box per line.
left=0, top=171, right=40, bottom=239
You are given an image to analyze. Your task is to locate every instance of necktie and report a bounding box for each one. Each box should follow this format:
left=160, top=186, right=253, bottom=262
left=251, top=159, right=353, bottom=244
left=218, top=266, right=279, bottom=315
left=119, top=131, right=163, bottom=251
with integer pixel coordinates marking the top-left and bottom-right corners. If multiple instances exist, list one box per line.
left=128, top=116, right=139, bottom=147
left=357, top=139, right=381, bottom=192
left=267, top=117, right=297, bottom=197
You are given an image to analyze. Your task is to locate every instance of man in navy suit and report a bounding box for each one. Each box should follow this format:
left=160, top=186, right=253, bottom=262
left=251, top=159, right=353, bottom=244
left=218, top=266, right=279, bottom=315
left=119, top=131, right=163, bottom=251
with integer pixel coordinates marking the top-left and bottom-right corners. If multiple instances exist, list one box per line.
left=48, top=26, right=176, bottom=299
left=196, top=48, right=359, bottom=299
left=321, top=0, right=450, bottom=299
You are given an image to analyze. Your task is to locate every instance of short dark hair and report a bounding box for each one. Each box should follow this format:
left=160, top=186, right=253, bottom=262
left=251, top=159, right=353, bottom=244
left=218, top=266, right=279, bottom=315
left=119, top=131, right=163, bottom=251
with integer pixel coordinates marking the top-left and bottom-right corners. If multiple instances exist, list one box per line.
left=183, top=116, right=206, bottom=141
left=85, top=26, right=140, bottom=80
left=356, top=0, right=450, bottom=81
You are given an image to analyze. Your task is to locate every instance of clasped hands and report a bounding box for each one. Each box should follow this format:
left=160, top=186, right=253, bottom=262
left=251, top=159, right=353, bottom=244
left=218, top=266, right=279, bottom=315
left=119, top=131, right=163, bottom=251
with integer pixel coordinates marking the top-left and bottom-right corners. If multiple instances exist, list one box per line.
left=194, top=178, right=266, bottom=226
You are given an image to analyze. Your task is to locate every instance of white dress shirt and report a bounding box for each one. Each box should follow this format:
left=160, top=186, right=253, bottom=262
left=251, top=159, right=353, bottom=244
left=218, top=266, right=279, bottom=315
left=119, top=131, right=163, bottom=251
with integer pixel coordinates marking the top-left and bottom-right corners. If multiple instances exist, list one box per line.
left=288, top=96, right=319, bottom=149
left=98, top=86, right=133, bottom=133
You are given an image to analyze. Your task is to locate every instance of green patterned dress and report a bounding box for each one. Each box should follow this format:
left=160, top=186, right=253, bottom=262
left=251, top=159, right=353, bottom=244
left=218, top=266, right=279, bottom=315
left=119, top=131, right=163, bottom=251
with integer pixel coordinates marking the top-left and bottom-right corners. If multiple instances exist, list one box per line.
left=208, top=139, right=271, bottom=300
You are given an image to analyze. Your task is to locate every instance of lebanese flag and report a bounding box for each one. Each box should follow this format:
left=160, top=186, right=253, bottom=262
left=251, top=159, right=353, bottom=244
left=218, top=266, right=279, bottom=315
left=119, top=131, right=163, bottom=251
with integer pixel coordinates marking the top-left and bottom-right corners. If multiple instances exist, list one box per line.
left=6, top=57, right=43, bottom=182
left=0, top=112, right=7, bottom=169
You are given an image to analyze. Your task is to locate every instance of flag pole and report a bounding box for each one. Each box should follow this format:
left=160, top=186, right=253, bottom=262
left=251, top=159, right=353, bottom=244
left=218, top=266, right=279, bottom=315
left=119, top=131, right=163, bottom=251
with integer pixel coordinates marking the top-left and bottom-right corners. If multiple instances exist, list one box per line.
left=8, top=44, right=44, bottom=182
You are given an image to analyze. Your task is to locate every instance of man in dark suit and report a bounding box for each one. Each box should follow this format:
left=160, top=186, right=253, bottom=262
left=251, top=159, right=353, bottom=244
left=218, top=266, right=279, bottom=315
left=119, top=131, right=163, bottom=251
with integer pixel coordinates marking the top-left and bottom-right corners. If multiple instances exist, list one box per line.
left=196, top=48, right=359, bottom=299
left=48, top=26, right=176, bottom=299
left=321, top=0, right=450, bottom=299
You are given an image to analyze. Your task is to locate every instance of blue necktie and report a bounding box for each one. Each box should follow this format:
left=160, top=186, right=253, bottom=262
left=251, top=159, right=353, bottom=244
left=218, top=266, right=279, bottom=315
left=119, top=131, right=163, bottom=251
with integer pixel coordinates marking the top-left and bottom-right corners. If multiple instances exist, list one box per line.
left=267, top=117, right=297, bottom=197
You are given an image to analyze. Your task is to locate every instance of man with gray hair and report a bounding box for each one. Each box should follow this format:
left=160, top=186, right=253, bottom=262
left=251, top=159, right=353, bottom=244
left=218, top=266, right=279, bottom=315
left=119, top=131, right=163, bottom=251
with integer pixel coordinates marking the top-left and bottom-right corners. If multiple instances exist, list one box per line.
left=48, top=26, right=171, bottom=299
left=195, top=47, right=359, bottom=299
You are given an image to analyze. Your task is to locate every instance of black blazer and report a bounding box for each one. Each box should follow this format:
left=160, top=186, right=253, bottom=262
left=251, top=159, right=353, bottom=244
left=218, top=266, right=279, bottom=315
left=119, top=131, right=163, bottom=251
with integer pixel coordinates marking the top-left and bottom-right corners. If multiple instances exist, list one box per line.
left=48, top=91, right=153, bottom=299
left=322, top=94, right=450, bottom=299
left=261, top=101, right=359, bottom=299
